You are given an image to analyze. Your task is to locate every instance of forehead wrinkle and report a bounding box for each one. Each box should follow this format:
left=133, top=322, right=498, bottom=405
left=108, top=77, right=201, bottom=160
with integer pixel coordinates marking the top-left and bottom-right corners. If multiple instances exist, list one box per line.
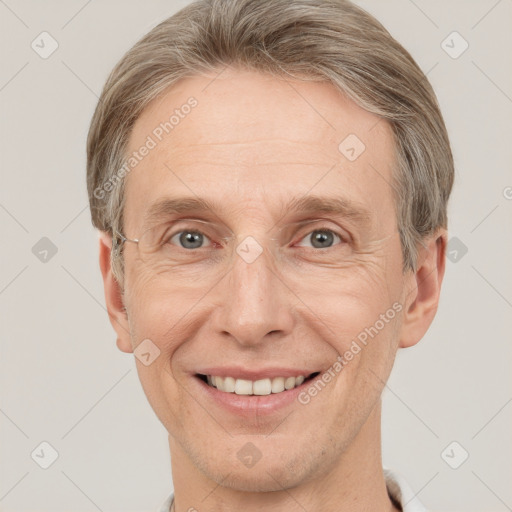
left=140, top=193, right=373, bottom=232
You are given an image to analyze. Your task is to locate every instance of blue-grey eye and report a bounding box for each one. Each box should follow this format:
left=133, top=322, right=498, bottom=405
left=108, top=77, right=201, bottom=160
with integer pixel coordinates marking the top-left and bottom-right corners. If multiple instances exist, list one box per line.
left=171, top=231, right=210, bottom=249
left=297, top=229, right=341, bottom=249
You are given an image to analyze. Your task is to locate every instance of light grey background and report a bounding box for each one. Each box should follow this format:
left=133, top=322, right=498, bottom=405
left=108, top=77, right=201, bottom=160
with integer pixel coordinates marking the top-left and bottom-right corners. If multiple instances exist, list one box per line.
left=1, top=1, right=511, bottom=511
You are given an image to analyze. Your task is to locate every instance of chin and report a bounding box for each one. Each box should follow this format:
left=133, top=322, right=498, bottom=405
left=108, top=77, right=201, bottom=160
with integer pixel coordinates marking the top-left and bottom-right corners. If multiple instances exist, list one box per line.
left=197, top=445, right=324, bottom=494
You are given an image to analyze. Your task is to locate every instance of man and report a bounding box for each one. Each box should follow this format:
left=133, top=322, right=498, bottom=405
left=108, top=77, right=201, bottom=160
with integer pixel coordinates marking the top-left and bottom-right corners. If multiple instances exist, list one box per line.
left=86, top=0, right=453, bottom=510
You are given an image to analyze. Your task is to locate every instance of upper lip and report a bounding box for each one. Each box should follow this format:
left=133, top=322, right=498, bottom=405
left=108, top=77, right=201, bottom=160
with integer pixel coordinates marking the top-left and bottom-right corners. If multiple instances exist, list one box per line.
left=195, top=367, right=319, bottom=380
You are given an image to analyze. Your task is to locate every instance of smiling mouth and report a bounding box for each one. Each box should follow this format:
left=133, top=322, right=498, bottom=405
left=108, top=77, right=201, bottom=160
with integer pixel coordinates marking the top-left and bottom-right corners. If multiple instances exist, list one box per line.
left=196, top=372, right=320, bottom=396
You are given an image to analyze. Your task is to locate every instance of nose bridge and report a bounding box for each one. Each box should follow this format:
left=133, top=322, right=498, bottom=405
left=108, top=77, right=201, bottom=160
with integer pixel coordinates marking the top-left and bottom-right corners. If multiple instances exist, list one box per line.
left=214, top=235, right=293, bottom=345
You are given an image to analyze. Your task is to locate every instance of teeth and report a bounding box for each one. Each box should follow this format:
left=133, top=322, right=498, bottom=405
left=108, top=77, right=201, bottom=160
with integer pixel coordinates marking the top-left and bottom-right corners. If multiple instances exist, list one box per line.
left=234, top=379, right=252, bottom=395
left=205, top=375, right=307, bottom=395
left=271, top=377, right=285, bottom=393
left=284, top=377, right=296, bottom=390
left=224, top=376, right=236, bottom=393
left=253, top=379, right=271, bottom=395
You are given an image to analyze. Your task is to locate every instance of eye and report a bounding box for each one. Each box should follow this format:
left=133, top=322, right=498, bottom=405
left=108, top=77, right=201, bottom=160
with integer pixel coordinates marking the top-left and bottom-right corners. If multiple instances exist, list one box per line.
left=169, top=230, right=212, bottom=249
left=296, top=229, right=343, bottom=249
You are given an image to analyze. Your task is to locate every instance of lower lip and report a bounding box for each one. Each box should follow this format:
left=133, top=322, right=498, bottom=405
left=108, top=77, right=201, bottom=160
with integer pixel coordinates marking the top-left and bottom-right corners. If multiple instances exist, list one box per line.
left=192, top=375, right=313, bottom=417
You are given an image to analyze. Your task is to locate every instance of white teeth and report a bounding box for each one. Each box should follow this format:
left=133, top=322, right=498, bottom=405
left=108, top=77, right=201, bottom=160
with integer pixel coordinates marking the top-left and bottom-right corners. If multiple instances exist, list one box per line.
left=216, top=377, right=225, bottom=392
left=234, top=379, right=252, bottom=395
left=253, top=379, right=271, bottom=395
left=271, top=377, right=285, bottom=393
left=284, top=377, right=296, bottom=390
left=223, top=376, right=236, bottom=393
left=205, top=375, right=307, bottom=395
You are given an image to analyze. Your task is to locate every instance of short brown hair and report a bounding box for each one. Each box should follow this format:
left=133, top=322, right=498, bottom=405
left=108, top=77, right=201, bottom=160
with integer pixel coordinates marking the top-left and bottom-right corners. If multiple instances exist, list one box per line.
left=87, top=0, right=454, bottom=280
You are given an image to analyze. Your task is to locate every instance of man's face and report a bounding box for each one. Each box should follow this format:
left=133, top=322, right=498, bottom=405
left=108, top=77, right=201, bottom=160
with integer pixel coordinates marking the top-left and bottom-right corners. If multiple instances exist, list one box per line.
left=118, top=68, right=412, bottom=490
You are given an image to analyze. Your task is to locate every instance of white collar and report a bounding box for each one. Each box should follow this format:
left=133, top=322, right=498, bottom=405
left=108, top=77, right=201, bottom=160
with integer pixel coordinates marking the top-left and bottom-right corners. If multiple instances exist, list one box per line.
left=156, top=469, right=427, bottom=512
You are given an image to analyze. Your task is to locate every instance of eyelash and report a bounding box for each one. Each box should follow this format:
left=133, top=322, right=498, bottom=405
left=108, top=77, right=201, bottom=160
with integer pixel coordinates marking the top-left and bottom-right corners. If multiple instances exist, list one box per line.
left=167, top=226, right=346, bottom=250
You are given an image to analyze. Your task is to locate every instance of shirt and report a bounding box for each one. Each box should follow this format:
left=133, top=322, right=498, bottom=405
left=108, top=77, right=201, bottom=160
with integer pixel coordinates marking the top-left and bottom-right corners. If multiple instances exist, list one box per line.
left=156, top=468, right=426, bottom=512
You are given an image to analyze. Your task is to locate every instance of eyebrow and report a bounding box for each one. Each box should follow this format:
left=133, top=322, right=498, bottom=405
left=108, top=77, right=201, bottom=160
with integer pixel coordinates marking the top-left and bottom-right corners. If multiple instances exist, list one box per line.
left=142, top=194, right=372, bottom=230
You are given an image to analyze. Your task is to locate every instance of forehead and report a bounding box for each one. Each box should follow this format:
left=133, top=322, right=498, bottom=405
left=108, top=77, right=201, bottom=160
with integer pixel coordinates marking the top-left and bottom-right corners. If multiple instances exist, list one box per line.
left=124, top=68, right=396, bottom=230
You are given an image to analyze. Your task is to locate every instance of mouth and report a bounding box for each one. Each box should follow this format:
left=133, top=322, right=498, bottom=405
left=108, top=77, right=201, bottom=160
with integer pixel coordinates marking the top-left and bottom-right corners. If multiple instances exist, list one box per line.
left=196, top=372, right=321, bottom=396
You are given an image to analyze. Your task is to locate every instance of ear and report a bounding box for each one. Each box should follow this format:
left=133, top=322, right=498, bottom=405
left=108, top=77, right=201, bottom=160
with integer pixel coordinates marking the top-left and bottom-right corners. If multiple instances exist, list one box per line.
left=98, top=231, right=133, bottom=353
left=399, top=229, right=447, bottom=348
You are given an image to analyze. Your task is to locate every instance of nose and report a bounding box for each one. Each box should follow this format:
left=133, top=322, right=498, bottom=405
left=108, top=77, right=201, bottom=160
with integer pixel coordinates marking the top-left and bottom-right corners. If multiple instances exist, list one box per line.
left=211, top=239, right=295, bottom=347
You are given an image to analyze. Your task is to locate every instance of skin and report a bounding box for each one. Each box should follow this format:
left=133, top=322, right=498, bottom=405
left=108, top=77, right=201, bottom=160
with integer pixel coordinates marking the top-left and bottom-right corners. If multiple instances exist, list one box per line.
left=98, top=68, right=446, bottom=512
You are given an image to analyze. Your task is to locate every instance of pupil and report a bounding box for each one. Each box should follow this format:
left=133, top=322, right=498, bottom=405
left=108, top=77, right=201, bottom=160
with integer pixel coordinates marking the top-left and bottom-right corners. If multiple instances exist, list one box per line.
left=180, top=231, right=203, bottom=249
left=312, top=230, right=333, bottom=248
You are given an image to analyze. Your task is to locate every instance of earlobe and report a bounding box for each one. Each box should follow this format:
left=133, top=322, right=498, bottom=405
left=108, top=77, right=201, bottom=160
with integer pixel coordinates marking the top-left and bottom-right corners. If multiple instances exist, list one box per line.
left=399, top=230, right=447, bottom=348
left=98, top=231, right=133, bottom=353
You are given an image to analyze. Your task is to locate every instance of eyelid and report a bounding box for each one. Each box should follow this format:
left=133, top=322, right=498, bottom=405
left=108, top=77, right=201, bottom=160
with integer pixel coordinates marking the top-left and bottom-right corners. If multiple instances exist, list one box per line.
left=164, top=218, right=350, bottom=245
left=287, top=219, right=351, bottom=245
left=165, top=219, right=232, bottom=247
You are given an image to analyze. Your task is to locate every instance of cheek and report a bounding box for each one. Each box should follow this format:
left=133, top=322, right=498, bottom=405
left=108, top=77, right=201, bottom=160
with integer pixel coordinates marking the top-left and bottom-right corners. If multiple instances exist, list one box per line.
left=292, top=255, right=403, bottom=373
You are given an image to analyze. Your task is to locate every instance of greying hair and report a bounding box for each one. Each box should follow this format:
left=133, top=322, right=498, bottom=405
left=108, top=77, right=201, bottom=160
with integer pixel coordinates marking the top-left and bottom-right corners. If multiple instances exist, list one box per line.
left=87, top=0, right=454, bottom=281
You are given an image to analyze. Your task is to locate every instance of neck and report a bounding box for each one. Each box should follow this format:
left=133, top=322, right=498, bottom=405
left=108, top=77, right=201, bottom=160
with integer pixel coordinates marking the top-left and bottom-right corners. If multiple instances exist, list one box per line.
left=168, top=400, right=399, bottom=512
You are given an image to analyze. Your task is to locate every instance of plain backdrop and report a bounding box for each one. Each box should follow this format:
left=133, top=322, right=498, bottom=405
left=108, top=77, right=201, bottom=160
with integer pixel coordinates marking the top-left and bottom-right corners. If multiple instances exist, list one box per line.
left=1, top=1, right=511, bottom=511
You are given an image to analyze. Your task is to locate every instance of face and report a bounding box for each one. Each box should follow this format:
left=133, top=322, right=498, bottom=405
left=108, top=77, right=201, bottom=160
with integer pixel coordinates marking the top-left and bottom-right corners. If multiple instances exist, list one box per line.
left=103, top=68, right=441, bottom=492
